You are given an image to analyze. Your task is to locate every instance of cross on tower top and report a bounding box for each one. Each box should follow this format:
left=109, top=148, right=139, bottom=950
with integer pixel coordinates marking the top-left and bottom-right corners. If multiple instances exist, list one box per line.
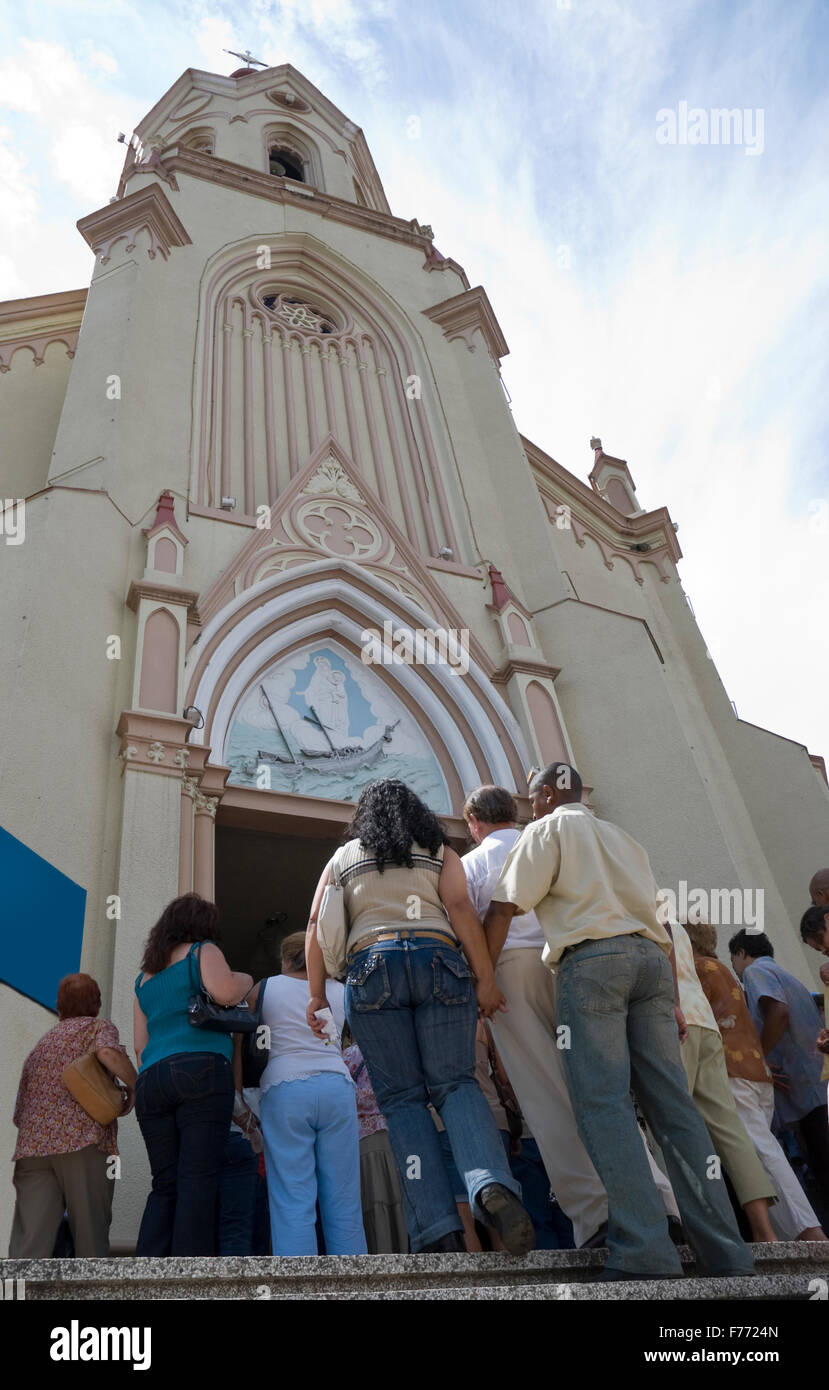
left=224, top=48, right=267, bottom=71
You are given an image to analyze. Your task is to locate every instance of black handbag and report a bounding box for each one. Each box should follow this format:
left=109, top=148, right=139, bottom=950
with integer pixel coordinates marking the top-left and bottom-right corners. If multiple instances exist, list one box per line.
left=187, top=942, right=258, bottom=1034
left=241, top=977, right=269, bottom=1087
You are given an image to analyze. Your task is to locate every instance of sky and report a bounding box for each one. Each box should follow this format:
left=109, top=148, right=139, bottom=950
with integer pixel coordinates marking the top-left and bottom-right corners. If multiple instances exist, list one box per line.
left=1, top=0, right=827, bottom=758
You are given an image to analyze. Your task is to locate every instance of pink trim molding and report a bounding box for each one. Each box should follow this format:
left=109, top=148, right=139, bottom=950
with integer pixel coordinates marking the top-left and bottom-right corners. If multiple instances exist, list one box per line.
left=77, top=185, right=192, bottom=265
left=423, top=286, right=509, bottom=362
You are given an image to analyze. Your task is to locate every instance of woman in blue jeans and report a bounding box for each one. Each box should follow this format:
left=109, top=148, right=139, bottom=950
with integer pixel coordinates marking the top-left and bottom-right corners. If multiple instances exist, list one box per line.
left=305, top=779, right=533, bottom=1255
left=133, top=894, right=252, bottom=1256
left=250, top=932, right=366, bottom=1256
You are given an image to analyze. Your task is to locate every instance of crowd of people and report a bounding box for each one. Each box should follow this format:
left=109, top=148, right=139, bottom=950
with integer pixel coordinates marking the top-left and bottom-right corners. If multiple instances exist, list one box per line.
left=9, top=767, right=829, bottom=1279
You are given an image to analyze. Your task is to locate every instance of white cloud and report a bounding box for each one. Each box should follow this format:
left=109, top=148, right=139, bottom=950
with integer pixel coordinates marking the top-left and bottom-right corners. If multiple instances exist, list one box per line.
left=0, top=40, right=136, bottom=199
left=194, top=15, right=239, bottom=70
left=88, top=49, right=119, bottom=75
left=0, top=126, right=39, bottom=231
left=0, top=39, right=138, bottom=296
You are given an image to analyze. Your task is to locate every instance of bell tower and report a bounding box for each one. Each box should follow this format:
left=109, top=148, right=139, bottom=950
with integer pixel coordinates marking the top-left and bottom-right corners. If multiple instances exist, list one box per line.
left=117, top=63, right=391, bottom=213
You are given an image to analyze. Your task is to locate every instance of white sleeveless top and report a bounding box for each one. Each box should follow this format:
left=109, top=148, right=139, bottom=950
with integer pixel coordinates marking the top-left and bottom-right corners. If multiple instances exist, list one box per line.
left=259, top=975, right=350, bottom=1092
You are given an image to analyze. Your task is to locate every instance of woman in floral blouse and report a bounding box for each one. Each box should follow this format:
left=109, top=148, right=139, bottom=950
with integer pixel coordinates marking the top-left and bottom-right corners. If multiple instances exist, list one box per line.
left=9, top=973, right=136, bottom=1257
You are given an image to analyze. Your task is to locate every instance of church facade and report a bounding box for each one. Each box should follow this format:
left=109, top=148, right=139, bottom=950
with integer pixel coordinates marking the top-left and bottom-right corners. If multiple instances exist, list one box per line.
left=2, top=63, right=827, bottom=1250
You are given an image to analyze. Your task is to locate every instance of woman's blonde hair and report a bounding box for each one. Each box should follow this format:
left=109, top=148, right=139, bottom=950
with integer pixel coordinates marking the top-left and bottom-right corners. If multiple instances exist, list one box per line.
left=685, top=919, right=718, bottom=959
left=280, top=931, right=307, bottom=973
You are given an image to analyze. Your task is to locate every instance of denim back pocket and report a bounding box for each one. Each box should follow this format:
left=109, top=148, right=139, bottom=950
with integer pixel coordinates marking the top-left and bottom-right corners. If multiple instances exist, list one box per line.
left=570, top=947, right=633, bottom=1015
left=431, top=948, right=473, bottom=1006
left=169, top=1055, right=216, bottom=1100
left=348, top=952, right=391, bottom=1012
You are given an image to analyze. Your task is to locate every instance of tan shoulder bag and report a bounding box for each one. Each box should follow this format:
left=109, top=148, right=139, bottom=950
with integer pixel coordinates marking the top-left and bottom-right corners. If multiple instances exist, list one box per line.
left=61, top=1020, right=124, bottom=1126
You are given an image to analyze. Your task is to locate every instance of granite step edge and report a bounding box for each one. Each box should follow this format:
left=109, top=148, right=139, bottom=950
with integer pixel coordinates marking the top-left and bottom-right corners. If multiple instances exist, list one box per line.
left=2, top=1241, right=825, bottom=1289
left=10, top=1274, right=820, bottom=1301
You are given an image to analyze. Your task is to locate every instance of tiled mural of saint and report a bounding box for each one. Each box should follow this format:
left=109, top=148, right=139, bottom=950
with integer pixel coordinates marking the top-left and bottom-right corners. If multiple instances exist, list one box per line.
left=225, top=643, right=450, bottom=811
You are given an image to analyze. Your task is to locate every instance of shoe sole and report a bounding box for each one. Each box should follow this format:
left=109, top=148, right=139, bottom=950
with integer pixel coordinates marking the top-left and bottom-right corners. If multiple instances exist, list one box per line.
left=479, top=1188, right=536, bottom=1256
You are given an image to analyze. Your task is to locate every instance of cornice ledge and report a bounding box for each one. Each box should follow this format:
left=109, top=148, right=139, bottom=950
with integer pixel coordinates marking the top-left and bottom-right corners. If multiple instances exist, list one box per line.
left=159, top=148, right=469, bottom=286
left=77, top=184, right=192, bottom=264
left=126, top=578, right=200, bottom=613
left=422, top=286, right=509, bottom=361
left=524, top=437, right=682, bottom=563
left=491, top=657, right=561, bottom=686
left=0, top=288, right=87, bottom=330
left=116, top=710, right=194, bottom=777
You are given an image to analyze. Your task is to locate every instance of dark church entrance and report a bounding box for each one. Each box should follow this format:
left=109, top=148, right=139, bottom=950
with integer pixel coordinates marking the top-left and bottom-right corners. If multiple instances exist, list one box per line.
left=214, top=824, right=341, bottom=980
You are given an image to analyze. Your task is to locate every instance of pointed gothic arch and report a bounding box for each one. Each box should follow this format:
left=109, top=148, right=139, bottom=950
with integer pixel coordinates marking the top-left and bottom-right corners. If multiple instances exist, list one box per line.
left=184, top=560, right=531, bottom=811
left=188, top=231, right=465, bottom=560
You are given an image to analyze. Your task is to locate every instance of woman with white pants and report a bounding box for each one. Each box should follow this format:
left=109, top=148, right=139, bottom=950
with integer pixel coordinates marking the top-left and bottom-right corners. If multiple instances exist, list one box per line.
left=686, top=920, right=825, bottom=1242
left=251, top=932, right=367, bottom=1256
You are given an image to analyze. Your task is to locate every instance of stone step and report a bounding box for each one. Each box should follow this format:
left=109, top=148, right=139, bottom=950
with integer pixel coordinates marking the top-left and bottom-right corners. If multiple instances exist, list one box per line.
left=3, top=1241, right=827, bottom=1301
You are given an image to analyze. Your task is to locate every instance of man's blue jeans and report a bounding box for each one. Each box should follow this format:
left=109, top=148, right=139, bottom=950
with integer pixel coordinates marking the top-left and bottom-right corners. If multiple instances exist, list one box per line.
left=259, top=1072, right=367, bottom=1256
left=556, top=934, right=754, bottom=1276
left=345, top=936, right=522, bottom=1251
left=510, top=1137, right=575, bottom=1250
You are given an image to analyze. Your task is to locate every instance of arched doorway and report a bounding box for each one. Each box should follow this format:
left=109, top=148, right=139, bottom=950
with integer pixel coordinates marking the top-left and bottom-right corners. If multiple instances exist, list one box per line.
left=182, top=562, right=531, bottom=972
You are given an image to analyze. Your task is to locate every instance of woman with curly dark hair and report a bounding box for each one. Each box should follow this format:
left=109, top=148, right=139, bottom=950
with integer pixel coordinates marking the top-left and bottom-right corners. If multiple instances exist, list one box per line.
left=133, top=893, right=252, bottom=1255
left=305, top=779, right=533, bottom=1255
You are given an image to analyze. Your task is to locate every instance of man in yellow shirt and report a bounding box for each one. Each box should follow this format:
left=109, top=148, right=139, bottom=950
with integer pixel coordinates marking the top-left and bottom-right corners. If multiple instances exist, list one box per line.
left=484, top=761, right=754, bottom=1282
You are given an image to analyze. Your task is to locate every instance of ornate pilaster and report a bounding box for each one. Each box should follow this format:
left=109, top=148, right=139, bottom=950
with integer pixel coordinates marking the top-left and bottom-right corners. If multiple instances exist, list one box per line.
left=193, top=789, right=220, bottom=899
left=486, top=564, right=574, bottom=771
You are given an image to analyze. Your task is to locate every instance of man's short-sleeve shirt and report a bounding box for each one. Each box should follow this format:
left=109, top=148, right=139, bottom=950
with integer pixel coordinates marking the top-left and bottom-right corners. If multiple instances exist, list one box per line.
left=743, top=956, right=825, bottom=1126
left=491, top=803, right=672, bottom=967
left=462, top=828, right=545, bottom=952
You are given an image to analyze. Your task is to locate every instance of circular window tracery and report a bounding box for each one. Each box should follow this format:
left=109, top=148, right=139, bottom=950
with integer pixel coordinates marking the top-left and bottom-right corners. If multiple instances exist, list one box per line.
left=258, top=291, right=344, bottom=337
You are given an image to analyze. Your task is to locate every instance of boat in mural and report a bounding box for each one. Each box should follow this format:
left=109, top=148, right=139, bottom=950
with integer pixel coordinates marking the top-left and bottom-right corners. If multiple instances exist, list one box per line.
left=250, top=684, right=400, bottom=775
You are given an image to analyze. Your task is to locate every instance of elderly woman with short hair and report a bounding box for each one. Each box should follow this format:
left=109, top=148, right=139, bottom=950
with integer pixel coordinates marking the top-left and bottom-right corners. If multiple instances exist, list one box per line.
left=10, top=972, right=136, bottom=1257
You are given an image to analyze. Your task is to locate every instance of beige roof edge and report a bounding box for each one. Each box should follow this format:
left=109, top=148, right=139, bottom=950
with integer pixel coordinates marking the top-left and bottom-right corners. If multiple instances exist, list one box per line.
left=0, top=286, right=88, bottom=328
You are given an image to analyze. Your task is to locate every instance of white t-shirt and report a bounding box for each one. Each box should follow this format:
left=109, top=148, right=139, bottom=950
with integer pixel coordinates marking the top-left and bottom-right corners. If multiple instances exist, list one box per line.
left=462, top=828, right=546, bottom=952
left=259, top=975, right=351, bottom=1092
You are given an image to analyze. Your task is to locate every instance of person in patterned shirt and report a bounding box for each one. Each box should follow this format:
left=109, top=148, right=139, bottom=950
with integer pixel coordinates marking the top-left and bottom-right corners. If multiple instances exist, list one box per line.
left=670, top=920, right=777, bottom=1242
left=687, top=920, right=825, bottom=1242
left=9, top=973, right=136, bottom=1257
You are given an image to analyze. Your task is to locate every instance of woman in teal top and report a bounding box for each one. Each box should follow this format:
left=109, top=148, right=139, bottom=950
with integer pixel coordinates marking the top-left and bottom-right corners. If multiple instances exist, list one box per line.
left=133, top=893, right=252, bottom=1256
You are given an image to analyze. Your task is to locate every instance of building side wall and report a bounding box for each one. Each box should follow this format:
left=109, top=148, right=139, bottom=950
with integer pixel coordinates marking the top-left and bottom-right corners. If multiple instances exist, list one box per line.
left=1, top=345, right=74, bottom=497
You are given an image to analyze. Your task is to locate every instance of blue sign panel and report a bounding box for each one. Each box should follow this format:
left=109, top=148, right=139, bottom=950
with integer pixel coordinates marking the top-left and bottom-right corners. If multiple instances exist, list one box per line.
left=0, top=825, right=86, bottom=1013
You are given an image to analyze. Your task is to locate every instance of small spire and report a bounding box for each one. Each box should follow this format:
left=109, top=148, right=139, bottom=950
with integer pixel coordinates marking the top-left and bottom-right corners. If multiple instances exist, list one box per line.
left=153, top=490, right=177, bottom=529
left=143, top=489, right=187, bottom=543
left=590, top=436, right=603, bottom=453
left=488, top=564, right=512, bottom=613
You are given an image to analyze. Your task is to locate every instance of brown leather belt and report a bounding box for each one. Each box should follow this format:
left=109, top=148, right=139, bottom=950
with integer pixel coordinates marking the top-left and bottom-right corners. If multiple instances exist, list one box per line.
left=348, top=928, right=458, bottom=960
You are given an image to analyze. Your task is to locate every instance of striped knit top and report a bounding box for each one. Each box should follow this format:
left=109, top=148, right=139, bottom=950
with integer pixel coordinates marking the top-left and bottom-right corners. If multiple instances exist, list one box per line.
left=334, top=838, right=453, bottom=952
